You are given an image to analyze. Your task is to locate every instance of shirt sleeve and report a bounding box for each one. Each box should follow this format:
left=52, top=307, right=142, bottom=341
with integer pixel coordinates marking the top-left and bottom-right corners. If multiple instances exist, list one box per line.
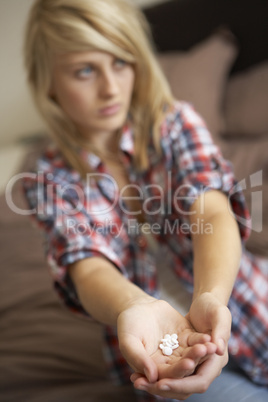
left=168, top=101, right=251, bottom=242
left=23, top=170, right=127, bottom=318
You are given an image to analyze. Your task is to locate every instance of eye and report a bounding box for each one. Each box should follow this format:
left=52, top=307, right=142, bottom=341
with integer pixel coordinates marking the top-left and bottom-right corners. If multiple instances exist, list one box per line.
left=75, top=65, right=94, bottom=79
left=114, top=58, right=127, bottom=69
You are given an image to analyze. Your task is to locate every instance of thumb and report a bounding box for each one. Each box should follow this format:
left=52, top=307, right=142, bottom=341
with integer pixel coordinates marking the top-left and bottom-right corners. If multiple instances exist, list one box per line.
left=211, top=305, right=232, bottom=355
left=119, top=335, right=158, bottom=383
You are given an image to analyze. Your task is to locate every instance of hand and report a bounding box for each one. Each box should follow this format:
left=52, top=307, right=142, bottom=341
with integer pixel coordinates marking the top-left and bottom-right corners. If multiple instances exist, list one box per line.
left=130, top=350, right=228, bottom=400
left=123, top=294, right=230, bottom=401
left=187, top=292, right=232, bottom=356
left=117, top=299, right=217, bottom=386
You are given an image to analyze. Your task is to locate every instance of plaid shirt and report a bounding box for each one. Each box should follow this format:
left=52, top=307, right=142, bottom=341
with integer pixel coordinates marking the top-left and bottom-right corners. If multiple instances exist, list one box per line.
left=23, top=101, right=268, bottom=399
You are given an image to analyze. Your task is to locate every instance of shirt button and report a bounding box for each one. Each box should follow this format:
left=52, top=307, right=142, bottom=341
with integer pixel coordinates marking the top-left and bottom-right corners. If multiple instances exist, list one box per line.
left=137, top=235, right=147, bottom=249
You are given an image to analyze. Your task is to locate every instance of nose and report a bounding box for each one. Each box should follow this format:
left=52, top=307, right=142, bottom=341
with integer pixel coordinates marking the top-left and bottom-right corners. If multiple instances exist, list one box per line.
left=99, top=69, right=119, bottom=98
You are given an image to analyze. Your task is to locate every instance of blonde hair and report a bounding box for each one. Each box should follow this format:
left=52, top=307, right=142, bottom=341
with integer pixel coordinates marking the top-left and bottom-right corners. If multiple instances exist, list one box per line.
left=24, top=0, right=174, bottom=176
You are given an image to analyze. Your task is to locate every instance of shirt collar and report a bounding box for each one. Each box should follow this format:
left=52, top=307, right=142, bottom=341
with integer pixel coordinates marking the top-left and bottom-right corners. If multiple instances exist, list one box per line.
left=119, top=123, right=135, bottom=156
left=86, top=123, right=135, bottom=169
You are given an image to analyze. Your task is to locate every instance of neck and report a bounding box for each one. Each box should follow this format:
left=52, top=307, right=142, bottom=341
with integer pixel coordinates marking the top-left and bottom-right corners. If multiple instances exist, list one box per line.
left=81, top=129, right=122, bottom=160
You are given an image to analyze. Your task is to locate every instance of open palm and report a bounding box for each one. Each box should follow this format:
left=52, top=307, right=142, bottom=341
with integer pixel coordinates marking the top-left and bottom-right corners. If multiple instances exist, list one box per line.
left=117, top=299, right=217, bottom=384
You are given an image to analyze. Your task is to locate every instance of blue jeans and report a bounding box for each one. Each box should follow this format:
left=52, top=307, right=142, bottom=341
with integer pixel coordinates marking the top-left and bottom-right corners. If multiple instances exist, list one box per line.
left=186, top=357, right=268, bottom=402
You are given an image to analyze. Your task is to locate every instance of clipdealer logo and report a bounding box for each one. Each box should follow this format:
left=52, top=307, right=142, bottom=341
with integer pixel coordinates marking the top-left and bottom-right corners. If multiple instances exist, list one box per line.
left=5, top=170, right=264, bottom=234
left=228, top=170, right=263, bottom=233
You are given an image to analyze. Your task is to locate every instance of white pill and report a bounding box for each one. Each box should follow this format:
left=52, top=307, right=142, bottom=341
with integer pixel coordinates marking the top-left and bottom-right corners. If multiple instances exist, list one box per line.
left=159, top=344, right=164, bottom=349
left=165, top=340, right=173, bottom=347
left=165, top=334, right=172, bottom=339
left=161, top=339, right=171, bottom=344
left=162, top=346, right=173, bottom=356
left=172, top=344, right=179, bottom=349
left=171, top=334, right=178, bottom=340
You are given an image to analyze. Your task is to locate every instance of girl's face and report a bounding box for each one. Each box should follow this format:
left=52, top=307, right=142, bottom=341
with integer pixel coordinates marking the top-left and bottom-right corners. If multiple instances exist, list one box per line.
left=50, top=50, right=135, bottom=146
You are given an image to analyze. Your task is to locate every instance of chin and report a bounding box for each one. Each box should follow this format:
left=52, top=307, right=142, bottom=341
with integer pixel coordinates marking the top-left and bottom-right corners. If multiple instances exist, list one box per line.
left=102, top=114, right=127, bottom=130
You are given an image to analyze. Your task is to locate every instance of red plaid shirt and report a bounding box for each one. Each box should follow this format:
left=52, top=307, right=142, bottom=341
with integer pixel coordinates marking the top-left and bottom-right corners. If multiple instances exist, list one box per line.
left=24, top=101, right=268, bottom=399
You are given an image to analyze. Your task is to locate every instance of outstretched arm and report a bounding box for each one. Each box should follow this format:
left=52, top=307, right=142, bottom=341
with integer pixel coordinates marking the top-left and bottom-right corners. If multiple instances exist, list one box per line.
left=133, top=190, right=241, bottom=399
left=69, top=256, right=216, bottom=385
left=189, top=189, right=241, bottom=350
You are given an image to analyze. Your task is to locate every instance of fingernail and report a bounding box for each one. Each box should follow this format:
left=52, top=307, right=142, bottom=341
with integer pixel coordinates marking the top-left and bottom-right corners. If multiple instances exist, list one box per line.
left=137, top=385, right=147, bottom=391
left=144, top=368, right=150, bottom=382
left=160, top=385, right=171, bottom=391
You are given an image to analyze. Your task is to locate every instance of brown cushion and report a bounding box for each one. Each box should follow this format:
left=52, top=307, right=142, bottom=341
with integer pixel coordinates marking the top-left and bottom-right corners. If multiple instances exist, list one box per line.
left=158, top=33, right=238, bottom=139
left=158, top=37, right=267, bottom=257
left=220, top=136, right=268, bottom=258
left=0, top=144, right=136, bottom=401
left=223, top=61, right=268, bottom=136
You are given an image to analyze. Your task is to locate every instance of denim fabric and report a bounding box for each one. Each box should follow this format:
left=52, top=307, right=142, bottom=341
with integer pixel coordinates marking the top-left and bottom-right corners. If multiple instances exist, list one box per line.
left=186, top=357, right=268, bottom=402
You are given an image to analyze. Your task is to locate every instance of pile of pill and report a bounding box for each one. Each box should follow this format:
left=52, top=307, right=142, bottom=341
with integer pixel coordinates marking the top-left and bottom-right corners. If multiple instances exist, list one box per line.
left=159, top=334, right=179, bottom=356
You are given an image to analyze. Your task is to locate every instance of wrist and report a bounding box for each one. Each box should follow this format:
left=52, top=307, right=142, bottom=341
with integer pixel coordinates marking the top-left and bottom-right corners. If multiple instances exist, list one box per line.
left=117, top=292, right=155, bottom=319
left=193, top=287, right=230, bottom=306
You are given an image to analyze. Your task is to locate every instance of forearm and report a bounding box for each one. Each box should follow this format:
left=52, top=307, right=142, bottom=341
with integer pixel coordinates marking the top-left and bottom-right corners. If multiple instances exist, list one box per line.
left=69, top=257, right=154, bottom=326
left=190, top=191, right=242, bottom=305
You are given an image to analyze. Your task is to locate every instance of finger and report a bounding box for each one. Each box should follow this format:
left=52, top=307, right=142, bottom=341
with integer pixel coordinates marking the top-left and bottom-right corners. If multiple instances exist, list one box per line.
left=120, top=335, right=158, bottom=383
left=158, top=343, right=215, bottom=380
left=195, top=352, right=228, bottom=377
left=134, top=373, right=197, bottom=400
left=204, top=341, right=217, bottom=355
left=130, top=372, right=144, bottom=383
left=135, top=380, right=193, bottom=401
left=210, top=307, right=231, bottom=355
left=158, top=357, right=196, bottom=380
left=191, top=341, right=218, bottom=367
left=187, top=332, right=211, bottom=346
left=135, top=355, right=221, bottom=399
left=181, top=343, right=216, bottom=360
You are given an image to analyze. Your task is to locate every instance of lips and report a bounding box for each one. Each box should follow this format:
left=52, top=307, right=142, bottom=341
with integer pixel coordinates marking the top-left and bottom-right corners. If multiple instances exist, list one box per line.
left=98, top=103, right=121, bottom=116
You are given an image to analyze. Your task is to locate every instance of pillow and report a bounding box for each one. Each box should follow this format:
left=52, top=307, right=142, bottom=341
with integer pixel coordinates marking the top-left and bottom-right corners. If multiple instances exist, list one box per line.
left=223, top=61, right=268, bottom=136
left=157, top=32, right=238, bottom=140
left=0, top=143, right=137, bottom=401
left=220, top=136, right=268, bottom=258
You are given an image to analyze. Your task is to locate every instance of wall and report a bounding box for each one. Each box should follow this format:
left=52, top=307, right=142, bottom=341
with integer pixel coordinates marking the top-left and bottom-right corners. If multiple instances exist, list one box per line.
left=134, top=0, right=166, bottom=6
left=0, top=0, right=45, bottom=147
left=0, top=0, right=167, bottom=147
